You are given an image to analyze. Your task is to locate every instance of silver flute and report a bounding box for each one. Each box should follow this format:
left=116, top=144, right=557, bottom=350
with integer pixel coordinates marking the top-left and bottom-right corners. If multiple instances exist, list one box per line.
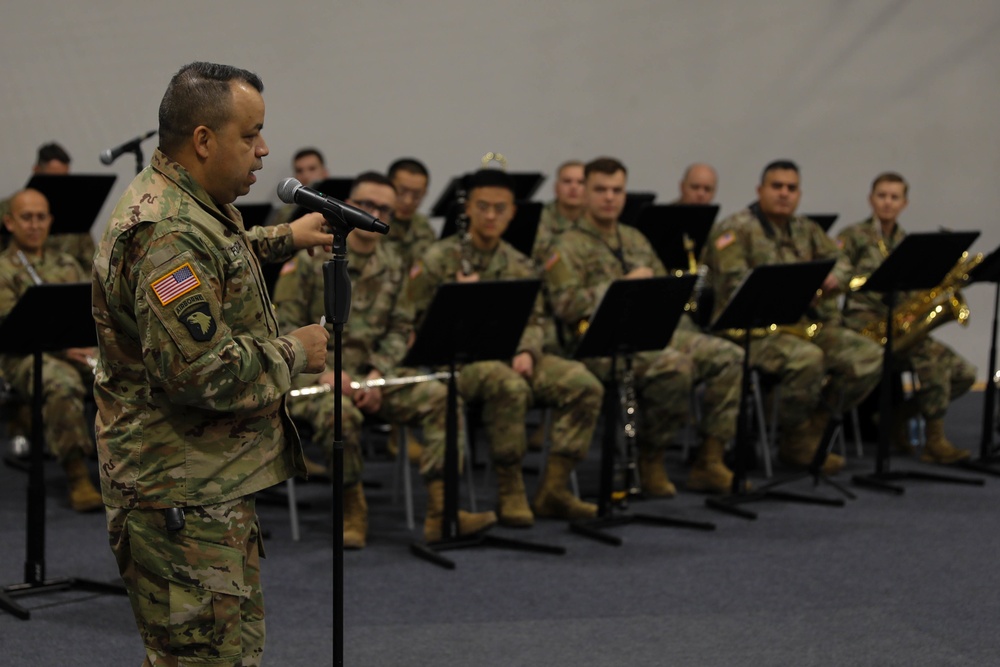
left=289, top=371, right=452, bottom=398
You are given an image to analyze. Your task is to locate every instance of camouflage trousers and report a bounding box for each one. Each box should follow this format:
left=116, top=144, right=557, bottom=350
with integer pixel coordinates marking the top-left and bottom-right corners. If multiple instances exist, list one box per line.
left=750, top=325, right=882, bottom=430
left=459, top=354, right=603, bottom=466
left=583, top=329, right=742, bottom=453
left=289, top=367, right=457, bottom=486
left=845, top=314, right=976, bottom=420
left=106, top=496, right=265, bottom=667
left=1, top=353, right=93, bottom=463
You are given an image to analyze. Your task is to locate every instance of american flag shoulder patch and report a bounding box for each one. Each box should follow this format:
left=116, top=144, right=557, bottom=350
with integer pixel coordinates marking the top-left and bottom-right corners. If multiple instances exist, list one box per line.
left=151, top=262, right=201, bottom=306
left=715, top=231, right=735, bottom=251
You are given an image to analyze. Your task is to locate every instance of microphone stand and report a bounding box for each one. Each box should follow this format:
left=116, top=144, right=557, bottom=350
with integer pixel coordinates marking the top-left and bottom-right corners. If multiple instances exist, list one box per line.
left=322, top=227, right=351, bottom=667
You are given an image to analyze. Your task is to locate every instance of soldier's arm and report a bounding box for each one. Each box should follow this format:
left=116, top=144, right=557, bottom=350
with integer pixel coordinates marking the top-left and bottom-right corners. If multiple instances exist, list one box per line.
left=131, top=229, right=308, bottom=412
left=271, top=251, right=316, bottom=335
left=406, top=244, right=448, bottom=326
left=543, top=238, right=605, bottom=325
left=704, top=223, right=749, bottom=312
left=369, top=273, right=414, bottom=375
left=811, top=222, right=852, bottom=289
left=509, top=254, right=545, bottom=361
left=244, top=221, right=297, bottom=264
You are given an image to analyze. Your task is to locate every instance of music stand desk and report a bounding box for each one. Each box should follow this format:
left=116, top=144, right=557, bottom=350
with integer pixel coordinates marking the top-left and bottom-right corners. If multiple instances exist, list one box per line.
left=627, top=204, right=719, bottom=272
left=0, top=283, right=126, bottom=620
left=851, top=231, right=985, bottom=493
left=707, top=259, right=842, bottom=520
left=403, top=279, right=566, bottom=569
left=24, top=174, right=117, bottom=238
left=570, top=274, right=715, bottom=545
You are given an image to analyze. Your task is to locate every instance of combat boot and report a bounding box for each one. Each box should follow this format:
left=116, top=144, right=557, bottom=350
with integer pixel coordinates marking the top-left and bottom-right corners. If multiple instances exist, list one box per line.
left=387, top=426, right=425, bottom=465
left=779, top=412, right=844, bottom=475
left=495, top=464, right=534, bottom=527
left=423, top=479, right=497, bottom=543
left=686, top=436, right=734, bottom=494
left=920, top=418, right=970, bottom=465
left=342, top=482, right=368, bottom=549
left=533, top=454, right=597, bottom=520
left=638, top=450, right=676, bottom=498
left=63, top=457, right=102, bottom=513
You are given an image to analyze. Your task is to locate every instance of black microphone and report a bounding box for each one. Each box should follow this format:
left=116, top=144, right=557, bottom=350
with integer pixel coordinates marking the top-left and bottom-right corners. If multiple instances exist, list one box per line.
left=277, top=178, right=390, bottom=235
left=100, top=129, right=157, bottom=166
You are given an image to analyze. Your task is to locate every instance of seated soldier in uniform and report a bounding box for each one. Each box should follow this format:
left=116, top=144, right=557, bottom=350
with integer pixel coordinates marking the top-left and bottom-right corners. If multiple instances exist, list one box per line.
left=544, top=157, right=744, bottom=495
left=674, top=163, right=718, bottom=205
left=0, top=188, right=102, bottom=511
left=701, top=160, right=883, bottom=473
left=408, top=169, right=604, bottom=526
left=837, top=172, right=976, bottom=464
left=387, top=158, right=438, bottom=269
left=0, top=143, right=96, bottom=271
left=269, top=147, right=330, bottom=227
left=273, top=171, right=496, bottom=547
left=531, top=160, right=587, bottom=265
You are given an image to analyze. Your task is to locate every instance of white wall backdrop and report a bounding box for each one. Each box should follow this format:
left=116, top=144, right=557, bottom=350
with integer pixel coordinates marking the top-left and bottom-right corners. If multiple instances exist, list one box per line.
left=2, top=1, right=998, bottom=377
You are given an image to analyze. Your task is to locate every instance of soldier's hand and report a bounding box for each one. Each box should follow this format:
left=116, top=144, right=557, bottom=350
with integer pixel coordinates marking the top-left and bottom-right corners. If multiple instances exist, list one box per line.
left=288, top=324, right=330, bottom=374
left=455, top=271, right=480, bottom=283
left=289, top=212, right=335, bottom=255
left=511, top=352, right=534, bottom=379
left=625, top=266, right=654, bottom=280
left=353, top=370, right=383, bottom=414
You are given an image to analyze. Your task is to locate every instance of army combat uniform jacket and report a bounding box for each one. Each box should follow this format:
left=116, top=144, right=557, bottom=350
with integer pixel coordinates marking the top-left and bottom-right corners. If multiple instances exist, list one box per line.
left=93, top=149, right=309, bottom=509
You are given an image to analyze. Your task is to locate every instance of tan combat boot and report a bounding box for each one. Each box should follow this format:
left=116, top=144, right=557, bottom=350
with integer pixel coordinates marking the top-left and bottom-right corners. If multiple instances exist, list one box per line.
left=920, top=418, right=970, bottom=465
left=638, top=450, right=676, bottom=498
left=423, top=479, right=497, bottom=543
left=779, top=411, right=844, bottom=475
left=533, top=455, right=597, bottom=520
left=63, top=457, right=102, bottom=513
left=686, top=436, right=734, bottom=494
left=342, top=482, right=368, bottom=549
left=495, top=464, right=534, bottom=527
left=387, top=426, right=425, bottom=465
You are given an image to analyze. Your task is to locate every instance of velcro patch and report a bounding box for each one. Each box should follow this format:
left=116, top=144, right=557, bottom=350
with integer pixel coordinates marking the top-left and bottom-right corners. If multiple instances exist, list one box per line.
left=180, top=303, right=217, bottom=342
left=279, top=259, right=297, bottom=276
left=151, top=262, right=201, bottom=306
left=715, top=231, right=735, bottom=251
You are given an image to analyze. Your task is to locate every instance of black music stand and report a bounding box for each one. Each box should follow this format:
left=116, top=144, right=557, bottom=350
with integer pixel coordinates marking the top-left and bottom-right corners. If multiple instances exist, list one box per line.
left=403, top=280, right=566, bottom=569
left=851, top=231, right=985, bottom=494
left=569, top=275, right=715, bottom=546
left=705, top=259, right=844, bottom=521
left=626, top=204, right=719, bottom=272
left=439, top=200, right=543, bottom=258
left=25, top=174, right=117, bottom=241
left=962, top=246, right=1000, bottom=476
left=802, top=213, right=839, bottom=233
left=620, top=191, right=656, bottom=226
left=430, top=172, right=546, bottom=217
left=0, top=283, right=126, bottom=620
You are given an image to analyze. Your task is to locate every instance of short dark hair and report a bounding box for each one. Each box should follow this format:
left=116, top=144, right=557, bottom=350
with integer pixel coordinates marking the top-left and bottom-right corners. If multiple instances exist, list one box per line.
left=871, top=171, right=909, bottom=196
left=465, top=168, right=515, bottom=196
left=388, top=158, right=429, bottom=181
left=36, top=142, right=71, bottom=167
left=760, top=159, right=799, bottom=184
left=158, top=61, right=264, bottom=155
left=293, top=147, right=324, bottom=165
left=584, top=157, right=627, bottom=179
left=350, top=171, right=396, bottom=196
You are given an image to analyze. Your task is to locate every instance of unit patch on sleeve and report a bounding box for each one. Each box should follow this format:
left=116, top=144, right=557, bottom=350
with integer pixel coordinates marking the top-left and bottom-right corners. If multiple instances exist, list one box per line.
left=151, top=262, right=201, bottom=306
left=179, top=302, right=217, bottom=342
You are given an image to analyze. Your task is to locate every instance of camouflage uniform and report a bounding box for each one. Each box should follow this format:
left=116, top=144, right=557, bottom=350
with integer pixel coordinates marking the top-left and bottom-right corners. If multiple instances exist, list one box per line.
left=385, top=211, right=437, bottom=269
left=532, top=200, right=582, bottom=266
left=543, top=216, right=743, bottom=451
left=0, top=194, right=96, bottom=269
left=702, top=206, right=882, bottom=430
left=408, top=236, right=603, bottom=466
left=273, top=241, right=454, bottom=484
left=838, top=218, right=975, bottom=419
left=0, top=246, right=93, bottom=463
left=93, top=149, right=310, bottom=665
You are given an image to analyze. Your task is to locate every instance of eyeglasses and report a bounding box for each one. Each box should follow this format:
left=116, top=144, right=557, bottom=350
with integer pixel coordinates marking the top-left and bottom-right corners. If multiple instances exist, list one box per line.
left=349, top=200, right=394, bottom=219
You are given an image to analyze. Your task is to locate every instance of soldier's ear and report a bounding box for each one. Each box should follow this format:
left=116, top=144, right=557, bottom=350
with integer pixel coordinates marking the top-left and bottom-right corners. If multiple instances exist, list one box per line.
left=192, top=126, right=213, bottom=159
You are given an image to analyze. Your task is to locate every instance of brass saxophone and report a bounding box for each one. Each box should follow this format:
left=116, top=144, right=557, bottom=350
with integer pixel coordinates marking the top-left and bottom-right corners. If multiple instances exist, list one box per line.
left=856, top=251, right=983, bottom=353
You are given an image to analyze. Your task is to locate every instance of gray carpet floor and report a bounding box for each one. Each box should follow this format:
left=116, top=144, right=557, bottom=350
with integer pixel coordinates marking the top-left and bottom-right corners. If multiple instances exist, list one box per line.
left=2, top=392, right=999, bottom=666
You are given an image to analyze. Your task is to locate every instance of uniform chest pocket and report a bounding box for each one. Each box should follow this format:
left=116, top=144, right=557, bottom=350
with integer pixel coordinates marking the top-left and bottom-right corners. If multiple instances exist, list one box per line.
left=222, top=256, right=266, bottom=316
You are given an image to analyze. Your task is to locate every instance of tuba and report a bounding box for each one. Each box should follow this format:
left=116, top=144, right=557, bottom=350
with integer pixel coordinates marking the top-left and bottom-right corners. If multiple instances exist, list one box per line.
left=855, top=251, right=983, bottom=353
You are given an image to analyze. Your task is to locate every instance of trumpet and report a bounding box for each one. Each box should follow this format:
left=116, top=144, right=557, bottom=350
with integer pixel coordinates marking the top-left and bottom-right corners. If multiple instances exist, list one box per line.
left=288, top=371, right=452, bottom=398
